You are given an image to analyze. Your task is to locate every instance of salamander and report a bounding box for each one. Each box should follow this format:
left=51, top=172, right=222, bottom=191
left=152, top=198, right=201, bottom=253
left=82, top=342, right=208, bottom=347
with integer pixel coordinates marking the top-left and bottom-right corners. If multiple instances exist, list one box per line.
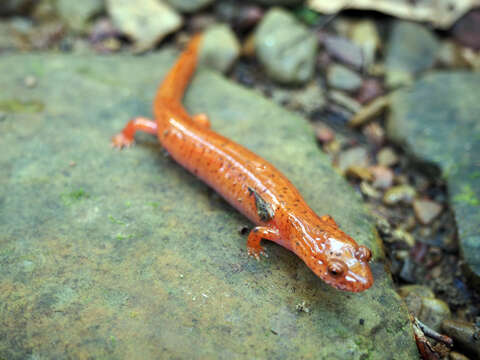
left=112, top=34, right=374, bottom=292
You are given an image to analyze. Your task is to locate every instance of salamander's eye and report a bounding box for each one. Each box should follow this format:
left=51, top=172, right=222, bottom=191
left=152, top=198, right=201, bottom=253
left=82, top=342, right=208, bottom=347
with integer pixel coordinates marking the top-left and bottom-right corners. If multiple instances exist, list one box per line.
left=355, top=246, right=372, bottom=262
left=327, top=260, right=347, bottom=278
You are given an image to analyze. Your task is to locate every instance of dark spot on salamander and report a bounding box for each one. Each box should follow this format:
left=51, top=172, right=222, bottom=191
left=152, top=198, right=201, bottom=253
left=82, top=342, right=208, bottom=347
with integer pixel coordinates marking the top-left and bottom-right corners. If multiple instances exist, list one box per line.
left=248, top=186, right=274, bottom=222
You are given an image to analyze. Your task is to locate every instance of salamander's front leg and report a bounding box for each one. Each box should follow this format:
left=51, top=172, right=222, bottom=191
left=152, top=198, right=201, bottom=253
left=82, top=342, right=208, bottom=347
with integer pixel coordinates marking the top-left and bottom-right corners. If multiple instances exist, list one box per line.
left=247, top=227, right=279, bottom=260
left=192, top=113, right=210, bottom=128
left=112, top=117, right=158, bottom=149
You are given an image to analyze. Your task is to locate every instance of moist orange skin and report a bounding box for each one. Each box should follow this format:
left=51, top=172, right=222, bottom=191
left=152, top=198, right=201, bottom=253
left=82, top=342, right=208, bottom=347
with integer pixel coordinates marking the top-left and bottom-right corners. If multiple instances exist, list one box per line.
left=112, top=34, right=374, bottom=292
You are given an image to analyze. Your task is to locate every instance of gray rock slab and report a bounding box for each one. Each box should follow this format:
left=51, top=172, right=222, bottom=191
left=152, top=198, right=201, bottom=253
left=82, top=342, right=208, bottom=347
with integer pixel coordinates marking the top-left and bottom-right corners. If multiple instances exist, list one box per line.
left=0, top=51, right=418, bottom=359
left=385, top=21, right=440, bottom=88
left=388, top=72, right=480, bottom=286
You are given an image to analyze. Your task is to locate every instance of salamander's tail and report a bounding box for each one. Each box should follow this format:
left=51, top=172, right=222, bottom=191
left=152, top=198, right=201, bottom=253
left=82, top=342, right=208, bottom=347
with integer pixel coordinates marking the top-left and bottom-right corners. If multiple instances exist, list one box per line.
left=154, top=33, right=203, bottom=107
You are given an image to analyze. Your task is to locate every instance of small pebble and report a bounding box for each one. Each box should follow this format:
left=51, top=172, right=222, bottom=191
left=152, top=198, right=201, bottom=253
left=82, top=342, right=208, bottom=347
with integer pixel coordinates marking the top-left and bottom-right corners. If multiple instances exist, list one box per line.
left=461, top=47, right=480, bottom=70
left=398, top=285, right=435, bottom=299
left=165, top=0, right=214, bottom=13
left=400, top=215, right=416, bottom=231
left=346, top=166, right=372, bottom=181
left=323, top=34, right=363, bottom=69
left=449, top=351, right=471, bottom=360
left=377, top=147, right=398, bottom=167
left=349, top=95, right=389, bottom=127
left=442, top=319, right=480, bottom=358
left=326, top=64, right=363, bottom=92
left=325, top=103, right=353, bottom=122
left=373, top=214, right=391, bottom=236
left=89, top=18, right=121, bottom=43
left=100, top=37, right=121, bottom=52
left=394, top=250, right=410, bottom=261
left=291, top=81, right=326, bottom=114
left=363, top=122, right=385, bottom=145
left=391, top=228, right=415, bottom=247
left=349, top=20, right=380, bottom=68
left=313, top=121, right=335, bottom=143
left=24, top=75, right=37, bottom=88
left=323, top=139, right=341, bottom=155
left=360, top=181, right=381, bottom=199
left=336, top=146, right=369, bottom=174
left=412, top=242, right=428, bottom=263
left=399, top=257, right=415, bottom=283
left=189, top=14, right=216, bottom=32
left=437, top=40, right=468, bottom=68
left=420, top=297, right=451, bottom=332
left=329, top=90, right=362, bottom=113
left=356, top=78, right=383, bottom=104
left=394, top=174, right=409, bottom=185
left=452, top=9, right=480, bottom=50
left=255, top=8, right=317, bottom=84
left=400, top=290, right=425, bottom=316
left=241, top=33, right=255, bottom=57
left=383, top=185, right=416, bottom=205
left=430, top=265, right=442, bottom=279
left=107, top=0, right=182, bottom=52
left=200, top=24, right=240, bottom=73
left=369, top=165, right=393, bottom=189
left=413, top=199, right=443, bottom=225
left=235, top=5, right=264, bottom=31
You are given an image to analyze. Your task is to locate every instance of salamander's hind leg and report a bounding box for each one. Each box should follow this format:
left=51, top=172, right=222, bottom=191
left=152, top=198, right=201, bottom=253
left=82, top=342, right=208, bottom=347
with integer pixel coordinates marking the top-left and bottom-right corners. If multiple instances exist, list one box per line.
left=247, top=227, right=279, bottom=261
left=112, top=117, right=158, bottom=149
left=192, top=113, right=210, bottom=128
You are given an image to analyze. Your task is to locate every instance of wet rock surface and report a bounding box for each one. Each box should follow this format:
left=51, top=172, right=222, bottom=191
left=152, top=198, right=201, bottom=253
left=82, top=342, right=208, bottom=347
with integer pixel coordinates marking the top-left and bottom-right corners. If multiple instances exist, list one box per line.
left=255, top=7, right=318, bottom=84
left=0, top=51, right=418, bottom=359
left=388, top=72, right=480, bottom=287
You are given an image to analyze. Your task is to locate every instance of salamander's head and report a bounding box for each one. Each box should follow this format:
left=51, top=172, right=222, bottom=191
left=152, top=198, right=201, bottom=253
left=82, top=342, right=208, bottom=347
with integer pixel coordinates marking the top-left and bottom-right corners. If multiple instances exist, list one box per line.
left=294, top=215, right=374, bottom=292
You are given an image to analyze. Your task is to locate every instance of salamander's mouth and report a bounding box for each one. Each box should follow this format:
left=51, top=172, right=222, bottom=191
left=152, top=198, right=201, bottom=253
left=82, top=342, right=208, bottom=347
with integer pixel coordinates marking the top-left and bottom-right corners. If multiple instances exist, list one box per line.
left=323, top=264, right=374, bottom=292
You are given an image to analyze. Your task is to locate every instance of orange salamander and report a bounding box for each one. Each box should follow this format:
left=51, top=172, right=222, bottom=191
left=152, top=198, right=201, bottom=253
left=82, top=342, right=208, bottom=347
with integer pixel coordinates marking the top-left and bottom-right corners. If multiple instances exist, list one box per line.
left=112, top=34, right=374, bottom=292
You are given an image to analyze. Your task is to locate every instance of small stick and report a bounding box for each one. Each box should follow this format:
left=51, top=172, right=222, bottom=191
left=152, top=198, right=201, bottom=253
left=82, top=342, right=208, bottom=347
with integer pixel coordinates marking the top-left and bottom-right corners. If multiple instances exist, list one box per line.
left=414, top=317, right=454, bottom=347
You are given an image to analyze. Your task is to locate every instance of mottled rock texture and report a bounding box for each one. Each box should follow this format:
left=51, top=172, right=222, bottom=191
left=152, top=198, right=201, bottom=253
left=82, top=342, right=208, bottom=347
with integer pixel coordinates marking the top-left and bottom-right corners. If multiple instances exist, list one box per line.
left=0, top=51, right=418, bottom=359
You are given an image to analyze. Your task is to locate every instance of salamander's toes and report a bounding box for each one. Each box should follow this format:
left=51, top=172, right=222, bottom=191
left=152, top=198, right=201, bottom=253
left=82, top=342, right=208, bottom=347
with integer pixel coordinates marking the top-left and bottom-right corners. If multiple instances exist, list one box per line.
left=111, top=133, right=134, bottom=149
left=247, top=246, right=268, bottom=261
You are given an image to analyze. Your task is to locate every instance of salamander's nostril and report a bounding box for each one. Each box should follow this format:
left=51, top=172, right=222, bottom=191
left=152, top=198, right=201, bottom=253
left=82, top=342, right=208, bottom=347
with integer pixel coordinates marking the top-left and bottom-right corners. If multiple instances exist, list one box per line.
left=355, top=246, right=372, bottom=262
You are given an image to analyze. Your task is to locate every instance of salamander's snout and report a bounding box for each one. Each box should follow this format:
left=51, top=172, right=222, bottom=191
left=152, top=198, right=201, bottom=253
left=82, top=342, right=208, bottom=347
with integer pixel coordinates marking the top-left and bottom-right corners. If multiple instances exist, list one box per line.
left=303, top=234, right=374, bottom=292
left=355, top=245, right=371, bottom=262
